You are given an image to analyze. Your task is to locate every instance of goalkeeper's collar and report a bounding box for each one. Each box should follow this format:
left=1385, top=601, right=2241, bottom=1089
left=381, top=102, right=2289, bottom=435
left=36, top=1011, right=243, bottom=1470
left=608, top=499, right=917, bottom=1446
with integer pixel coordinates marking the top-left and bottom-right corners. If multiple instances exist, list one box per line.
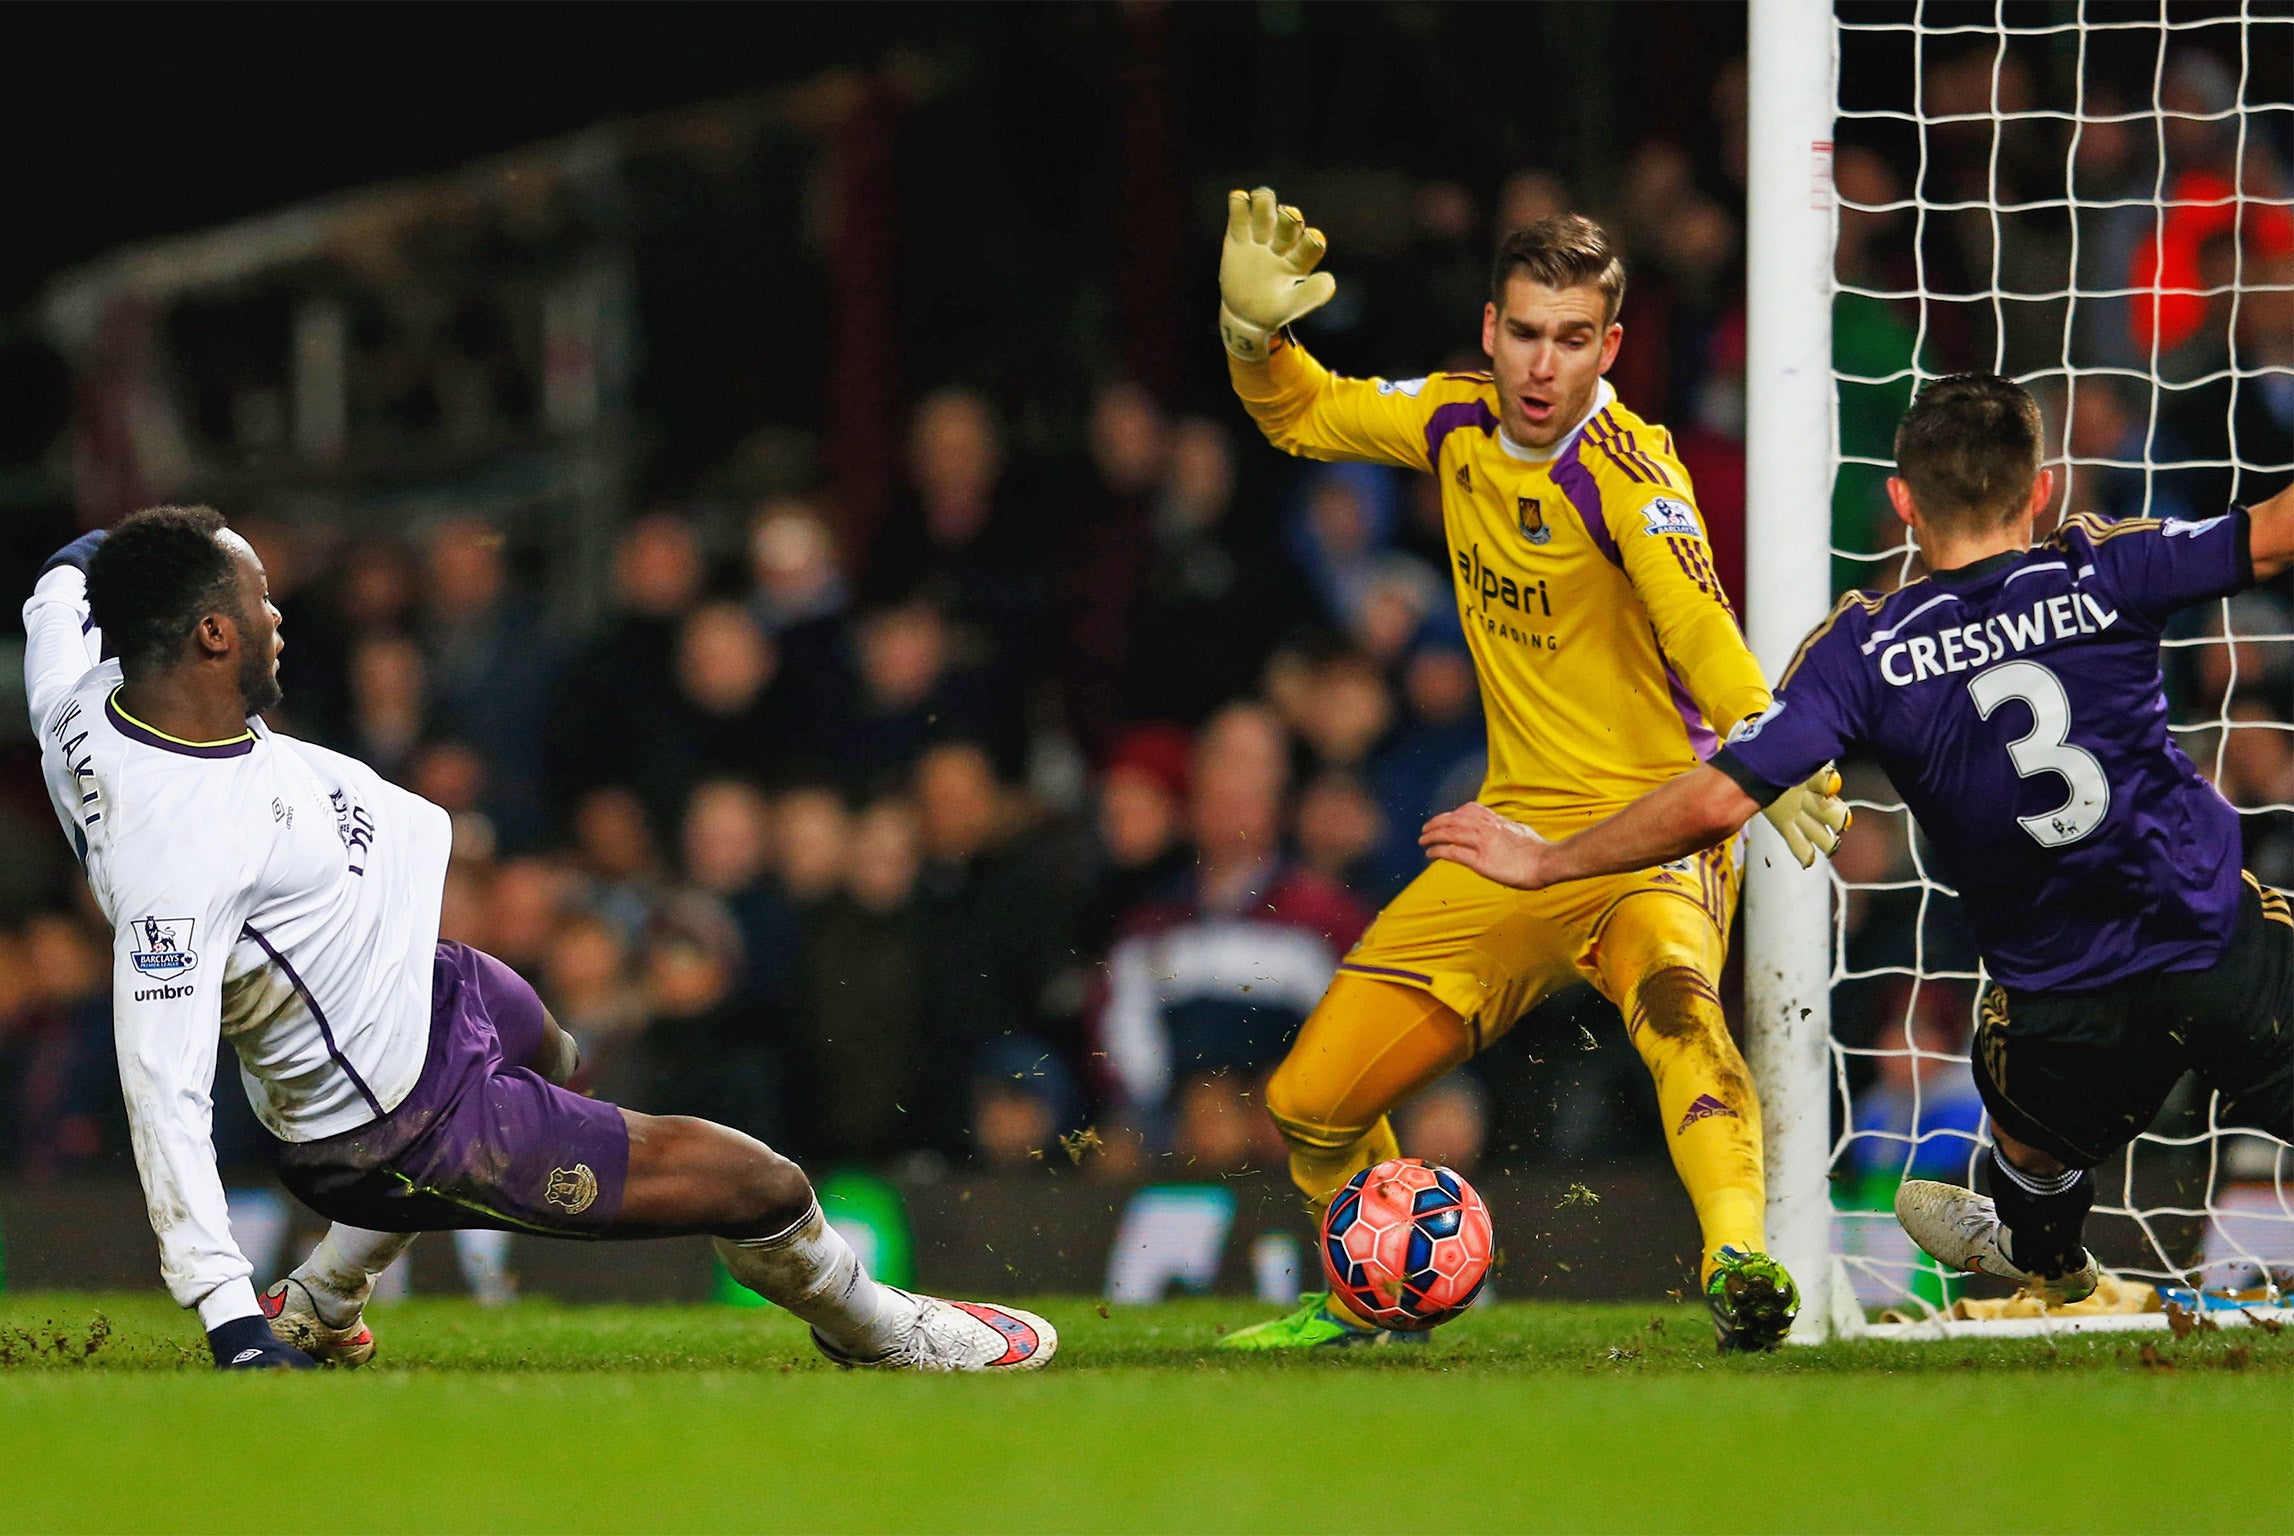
left=1496, top=381, right=1614, bottom=465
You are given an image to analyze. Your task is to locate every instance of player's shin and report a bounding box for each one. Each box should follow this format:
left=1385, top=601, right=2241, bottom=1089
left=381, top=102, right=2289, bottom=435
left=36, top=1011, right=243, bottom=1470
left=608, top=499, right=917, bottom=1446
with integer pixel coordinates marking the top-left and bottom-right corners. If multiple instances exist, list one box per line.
left=1271, top=1109, right=1400, bottom=1219
left=1264, top=974, right=1469, bottom=1216
left=1981, top=1145, right=2095, bottom=1277
left=714, top=1203, right=921, bottom=1360
left=1623, top=966, right=1768, bottom=1280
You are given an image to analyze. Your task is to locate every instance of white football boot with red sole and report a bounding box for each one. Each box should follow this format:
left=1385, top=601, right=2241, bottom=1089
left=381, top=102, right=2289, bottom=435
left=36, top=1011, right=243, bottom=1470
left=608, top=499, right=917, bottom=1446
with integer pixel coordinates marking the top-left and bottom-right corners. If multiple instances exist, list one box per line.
left=812, top=1292, right=1056, bottom=1372
left=261, top=1277, right=377, bottom=1367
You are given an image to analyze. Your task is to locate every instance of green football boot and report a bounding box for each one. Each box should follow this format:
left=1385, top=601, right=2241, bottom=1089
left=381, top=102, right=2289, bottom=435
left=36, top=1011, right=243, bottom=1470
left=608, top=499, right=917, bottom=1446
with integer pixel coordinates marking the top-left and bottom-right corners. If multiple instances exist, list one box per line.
left=1706, top=1247, right=1800, bottom=1354
left=1215, top=1291, right=1429, bottom=1350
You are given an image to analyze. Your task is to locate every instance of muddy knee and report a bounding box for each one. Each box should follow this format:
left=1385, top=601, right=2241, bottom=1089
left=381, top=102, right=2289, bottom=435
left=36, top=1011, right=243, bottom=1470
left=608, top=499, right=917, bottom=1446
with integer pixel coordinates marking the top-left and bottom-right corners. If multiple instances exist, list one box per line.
left=1627, top=964, right=1728, bottom=1045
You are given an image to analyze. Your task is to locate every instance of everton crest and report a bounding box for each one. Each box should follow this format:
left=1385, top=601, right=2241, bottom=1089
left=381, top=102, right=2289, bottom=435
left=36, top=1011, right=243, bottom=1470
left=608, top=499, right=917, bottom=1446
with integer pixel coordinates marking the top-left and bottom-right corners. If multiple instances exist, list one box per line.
left=1517, top=495, right=1552, bottom=546
left=545, top=1163, right=599, bottom=1214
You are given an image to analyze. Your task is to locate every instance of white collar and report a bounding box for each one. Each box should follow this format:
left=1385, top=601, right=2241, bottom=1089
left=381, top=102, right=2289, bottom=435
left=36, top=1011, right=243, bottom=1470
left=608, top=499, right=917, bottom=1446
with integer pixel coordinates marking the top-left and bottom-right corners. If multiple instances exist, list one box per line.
left=1496, top=379, right=1614, bottom=463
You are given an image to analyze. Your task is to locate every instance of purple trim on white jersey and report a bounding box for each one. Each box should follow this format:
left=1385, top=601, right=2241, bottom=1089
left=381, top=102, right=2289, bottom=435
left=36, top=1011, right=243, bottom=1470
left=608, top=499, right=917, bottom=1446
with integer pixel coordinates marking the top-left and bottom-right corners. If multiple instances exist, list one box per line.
left=241, top=923, right=387, bottom=1118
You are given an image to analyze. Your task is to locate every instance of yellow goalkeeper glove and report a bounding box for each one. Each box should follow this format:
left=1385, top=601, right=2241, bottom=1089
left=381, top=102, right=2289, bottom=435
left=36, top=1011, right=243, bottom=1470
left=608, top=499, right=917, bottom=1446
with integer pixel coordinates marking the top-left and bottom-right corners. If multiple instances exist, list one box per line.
left=1761, top=763, right=1850, bottom=869
left=1218, top=186, right=1337, bottom=363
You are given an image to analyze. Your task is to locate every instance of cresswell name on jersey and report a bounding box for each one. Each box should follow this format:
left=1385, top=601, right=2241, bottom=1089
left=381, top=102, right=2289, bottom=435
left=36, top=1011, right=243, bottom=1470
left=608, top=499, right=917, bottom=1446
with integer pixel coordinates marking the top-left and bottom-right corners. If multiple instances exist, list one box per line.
left=1717, top=508, right=2253, bottom=992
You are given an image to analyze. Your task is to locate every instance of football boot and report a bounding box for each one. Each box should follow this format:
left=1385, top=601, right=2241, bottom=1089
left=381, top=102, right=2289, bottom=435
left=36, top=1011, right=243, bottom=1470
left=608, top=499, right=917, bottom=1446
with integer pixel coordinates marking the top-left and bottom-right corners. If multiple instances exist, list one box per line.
left=260, top=1276, right=377, bottom=1368
left=811, top=1291, right=1056, bottom=1372
left=1706, top=1246, right=1800, bottom=1354
left=1214, top=1291, right=1429, bottom=1350
left=1894, top=1179, right=2100, bottom=1305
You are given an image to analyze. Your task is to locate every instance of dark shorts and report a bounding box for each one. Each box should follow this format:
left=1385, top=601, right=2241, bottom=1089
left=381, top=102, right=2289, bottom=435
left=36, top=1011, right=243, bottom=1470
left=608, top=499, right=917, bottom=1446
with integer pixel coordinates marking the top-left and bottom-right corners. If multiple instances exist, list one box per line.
left=1973, top=876, right=2294, bottom=1167
left=277, top=942, right=630, bottom=1235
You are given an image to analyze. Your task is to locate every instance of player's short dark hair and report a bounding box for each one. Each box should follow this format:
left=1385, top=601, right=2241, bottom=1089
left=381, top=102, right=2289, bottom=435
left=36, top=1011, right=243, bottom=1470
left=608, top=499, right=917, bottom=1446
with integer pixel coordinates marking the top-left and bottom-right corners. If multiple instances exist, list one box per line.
left=85, top=505, right=240, bottom=677
left=1491, top=215, right=1627, bottom=324
left=1893, top=373, right=2044, bottom=529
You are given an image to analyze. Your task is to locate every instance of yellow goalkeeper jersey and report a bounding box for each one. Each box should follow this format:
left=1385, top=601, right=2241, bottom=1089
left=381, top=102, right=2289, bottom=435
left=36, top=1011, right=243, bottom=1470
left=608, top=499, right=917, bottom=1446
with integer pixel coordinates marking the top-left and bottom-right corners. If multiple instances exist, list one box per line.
left=1232, top=336, right=1770, bottom=832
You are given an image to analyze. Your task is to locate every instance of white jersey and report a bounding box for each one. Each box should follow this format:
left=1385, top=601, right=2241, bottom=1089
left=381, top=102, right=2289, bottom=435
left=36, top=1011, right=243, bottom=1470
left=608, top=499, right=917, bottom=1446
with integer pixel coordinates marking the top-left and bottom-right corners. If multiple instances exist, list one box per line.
left=23, top=567, right=450, bottom=1323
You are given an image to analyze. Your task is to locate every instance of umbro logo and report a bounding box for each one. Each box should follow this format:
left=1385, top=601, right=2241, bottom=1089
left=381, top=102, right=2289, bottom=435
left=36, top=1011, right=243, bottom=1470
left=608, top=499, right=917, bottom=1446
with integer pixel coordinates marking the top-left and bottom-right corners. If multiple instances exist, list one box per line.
left=230, top=1348, right=263, bottom=1365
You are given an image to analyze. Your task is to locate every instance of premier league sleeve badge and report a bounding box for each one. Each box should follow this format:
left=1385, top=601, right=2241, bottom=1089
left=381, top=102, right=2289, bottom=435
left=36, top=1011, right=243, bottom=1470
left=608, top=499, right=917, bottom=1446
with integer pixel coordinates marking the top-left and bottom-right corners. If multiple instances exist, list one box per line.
left=129, top=916, right=199, bottom=977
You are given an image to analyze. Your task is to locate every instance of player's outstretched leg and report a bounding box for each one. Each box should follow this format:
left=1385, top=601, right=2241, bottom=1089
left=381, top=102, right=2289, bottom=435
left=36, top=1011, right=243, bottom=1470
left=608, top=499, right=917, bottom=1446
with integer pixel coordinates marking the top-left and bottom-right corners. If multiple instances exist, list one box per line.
left=274, top=944, right=1050, bottom=1371
left=1894, top=1140, right=2101, bottom=1305
left=622, top=1113, right=1055, bottom=1372
left=1596, top=893, right=1797, bottom=1351
left=1223, top=974, right=1470, bottom=1350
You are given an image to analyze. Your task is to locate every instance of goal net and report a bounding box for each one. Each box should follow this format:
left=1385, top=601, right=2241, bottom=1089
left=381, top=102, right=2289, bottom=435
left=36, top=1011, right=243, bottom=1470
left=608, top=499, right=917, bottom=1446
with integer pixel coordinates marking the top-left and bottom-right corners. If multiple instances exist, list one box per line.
left=1747, top=0, right=2294, bottom=1338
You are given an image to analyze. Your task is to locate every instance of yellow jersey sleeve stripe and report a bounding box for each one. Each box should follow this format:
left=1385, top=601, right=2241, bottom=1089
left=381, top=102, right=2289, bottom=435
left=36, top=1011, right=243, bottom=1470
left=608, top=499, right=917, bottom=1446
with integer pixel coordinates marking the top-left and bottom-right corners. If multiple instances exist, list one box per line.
left=1583, top=414, right=1653, bottom=486
left=1613, top=421, right=1679, bottom=488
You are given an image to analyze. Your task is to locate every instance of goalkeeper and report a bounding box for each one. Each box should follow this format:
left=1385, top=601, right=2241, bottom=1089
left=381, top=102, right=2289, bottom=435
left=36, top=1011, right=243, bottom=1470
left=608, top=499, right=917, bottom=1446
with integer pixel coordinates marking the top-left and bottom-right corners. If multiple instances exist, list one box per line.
left=1214, top=189, right=1846, bottom=1354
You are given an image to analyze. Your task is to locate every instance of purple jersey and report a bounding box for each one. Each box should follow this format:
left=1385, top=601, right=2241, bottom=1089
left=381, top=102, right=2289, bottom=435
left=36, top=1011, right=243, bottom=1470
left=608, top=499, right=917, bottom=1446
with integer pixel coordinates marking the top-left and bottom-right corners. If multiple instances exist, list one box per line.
left=1717, top=509, right=2254, bottom=992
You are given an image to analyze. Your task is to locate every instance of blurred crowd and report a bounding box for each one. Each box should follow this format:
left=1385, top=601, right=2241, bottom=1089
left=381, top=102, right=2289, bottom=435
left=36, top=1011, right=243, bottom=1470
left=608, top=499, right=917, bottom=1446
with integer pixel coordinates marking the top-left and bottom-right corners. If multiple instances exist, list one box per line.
left=1, top=29, right=2287, bottom=1203
left=0, top=378, right=1559, bottom=1185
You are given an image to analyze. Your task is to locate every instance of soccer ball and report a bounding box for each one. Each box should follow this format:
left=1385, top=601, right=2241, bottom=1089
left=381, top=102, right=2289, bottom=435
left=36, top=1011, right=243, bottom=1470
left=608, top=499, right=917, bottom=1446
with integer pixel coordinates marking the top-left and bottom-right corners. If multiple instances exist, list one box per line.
left=1320, top=1157, right=1494, bottom=1330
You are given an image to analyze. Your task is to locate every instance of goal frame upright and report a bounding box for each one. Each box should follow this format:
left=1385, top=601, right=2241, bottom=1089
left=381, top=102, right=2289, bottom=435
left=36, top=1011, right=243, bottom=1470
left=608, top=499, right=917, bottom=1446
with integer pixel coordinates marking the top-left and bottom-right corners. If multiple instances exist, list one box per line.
left=1743, top=0, right=1845, bottom=1342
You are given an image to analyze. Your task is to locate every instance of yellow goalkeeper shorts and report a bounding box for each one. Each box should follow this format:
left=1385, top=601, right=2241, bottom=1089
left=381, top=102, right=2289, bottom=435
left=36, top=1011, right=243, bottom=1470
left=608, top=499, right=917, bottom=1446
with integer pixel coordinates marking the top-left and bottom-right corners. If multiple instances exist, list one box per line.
left=1334, top=837, right=1743, bottom=1050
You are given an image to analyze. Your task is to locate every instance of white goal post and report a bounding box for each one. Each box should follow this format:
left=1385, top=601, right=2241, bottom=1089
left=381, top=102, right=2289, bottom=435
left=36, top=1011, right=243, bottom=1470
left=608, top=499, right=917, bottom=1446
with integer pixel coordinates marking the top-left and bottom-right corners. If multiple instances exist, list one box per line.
left=1745, top=0, right=1847, bottom=1342
left=1745, top=0, right=2294, bottom=1342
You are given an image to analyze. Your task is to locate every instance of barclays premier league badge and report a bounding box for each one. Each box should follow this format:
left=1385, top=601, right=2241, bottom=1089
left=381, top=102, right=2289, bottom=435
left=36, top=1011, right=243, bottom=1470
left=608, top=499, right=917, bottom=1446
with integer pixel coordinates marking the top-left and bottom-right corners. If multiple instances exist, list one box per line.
left=129, top=916, right=198, bottom=978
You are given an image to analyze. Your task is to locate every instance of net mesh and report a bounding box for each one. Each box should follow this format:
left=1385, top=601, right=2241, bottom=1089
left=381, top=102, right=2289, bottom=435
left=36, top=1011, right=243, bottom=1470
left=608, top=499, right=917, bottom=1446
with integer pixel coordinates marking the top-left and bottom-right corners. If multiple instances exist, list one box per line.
left=1824, top=0, right=2293, bottom=1314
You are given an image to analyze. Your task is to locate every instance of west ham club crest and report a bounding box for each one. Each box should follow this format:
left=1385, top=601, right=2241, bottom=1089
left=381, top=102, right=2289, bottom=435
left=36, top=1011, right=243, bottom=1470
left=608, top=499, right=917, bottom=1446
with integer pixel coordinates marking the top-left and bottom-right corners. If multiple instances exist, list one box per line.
left=1517, top=496, right=1552, bottom=546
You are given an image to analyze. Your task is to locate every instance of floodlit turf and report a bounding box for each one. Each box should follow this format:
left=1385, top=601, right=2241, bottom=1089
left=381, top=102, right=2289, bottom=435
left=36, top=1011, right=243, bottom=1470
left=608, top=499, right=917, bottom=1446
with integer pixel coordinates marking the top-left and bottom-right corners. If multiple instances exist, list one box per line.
left=0, top=1293, right=2285, bottom=1533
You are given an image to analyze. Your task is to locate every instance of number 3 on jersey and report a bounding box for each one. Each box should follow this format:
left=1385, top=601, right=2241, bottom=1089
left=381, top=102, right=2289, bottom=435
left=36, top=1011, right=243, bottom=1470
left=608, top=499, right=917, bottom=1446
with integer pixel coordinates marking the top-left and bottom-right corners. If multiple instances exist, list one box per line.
left=1967, top=660, right=2110, bottom=848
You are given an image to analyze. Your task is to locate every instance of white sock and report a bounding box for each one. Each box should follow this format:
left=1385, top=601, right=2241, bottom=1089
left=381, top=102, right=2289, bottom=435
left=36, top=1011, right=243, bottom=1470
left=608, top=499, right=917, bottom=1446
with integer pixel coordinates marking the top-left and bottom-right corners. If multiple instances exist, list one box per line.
left=454, top=1228, right=518, bottom=1305
left=292, top=1225, right=419, bottom=1324
left=714, top=1204, right=920, bottom=1358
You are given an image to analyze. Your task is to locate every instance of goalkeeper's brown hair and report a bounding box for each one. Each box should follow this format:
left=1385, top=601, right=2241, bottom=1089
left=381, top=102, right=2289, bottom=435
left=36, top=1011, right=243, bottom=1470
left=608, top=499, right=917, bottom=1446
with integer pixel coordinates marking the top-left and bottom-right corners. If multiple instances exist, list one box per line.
left=1491, top=215, right=1627, bottom=324
left=1893, top=373, right=2044, bottom=529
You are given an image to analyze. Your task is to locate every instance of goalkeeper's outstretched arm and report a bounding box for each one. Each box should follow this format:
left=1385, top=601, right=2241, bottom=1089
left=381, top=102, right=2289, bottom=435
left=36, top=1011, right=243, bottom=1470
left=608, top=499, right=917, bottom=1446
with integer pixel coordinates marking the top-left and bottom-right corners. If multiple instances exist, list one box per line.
left=1218, top=186, right=1466, bottom=472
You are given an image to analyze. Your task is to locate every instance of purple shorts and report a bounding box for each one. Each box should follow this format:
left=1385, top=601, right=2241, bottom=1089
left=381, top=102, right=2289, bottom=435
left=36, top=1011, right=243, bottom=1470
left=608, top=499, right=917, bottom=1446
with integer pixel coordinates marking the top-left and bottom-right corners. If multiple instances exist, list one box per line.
left=277, top=943, right=630, bottom=1235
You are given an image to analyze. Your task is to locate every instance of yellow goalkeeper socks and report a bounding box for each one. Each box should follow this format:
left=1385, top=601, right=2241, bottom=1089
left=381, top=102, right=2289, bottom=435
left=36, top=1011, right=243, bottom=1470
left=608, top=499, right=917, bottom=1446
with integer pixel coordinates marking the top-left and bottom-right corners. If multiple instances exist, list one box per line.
left=1597, top=900, right=1768, bottom=1283
left=1630, top=968, right=1767, bottom=1281
left=1264, top=974, right=1472, bottom=1214
left=1263, top=974, right=1476, bottom=1327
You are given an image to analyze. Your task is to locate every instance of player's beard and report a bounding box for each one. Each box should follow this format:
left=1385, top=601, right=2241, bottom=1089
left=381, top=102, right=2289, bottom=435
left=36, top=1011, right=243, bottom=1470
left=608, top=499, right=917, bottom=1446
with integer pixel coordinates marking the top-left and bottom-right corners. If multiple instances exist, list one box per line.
left=236, top=632, right=282, bottom=718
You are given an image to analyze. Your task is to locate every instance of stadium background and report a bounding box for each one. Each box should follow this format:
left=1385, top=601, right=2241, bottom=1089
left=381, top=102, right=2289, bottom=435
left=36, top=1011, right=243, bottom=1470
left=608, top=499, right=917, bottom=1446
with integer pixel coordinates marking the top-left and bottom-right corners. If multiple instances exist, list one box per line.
left=0, top=1, right=2284, bottom=1303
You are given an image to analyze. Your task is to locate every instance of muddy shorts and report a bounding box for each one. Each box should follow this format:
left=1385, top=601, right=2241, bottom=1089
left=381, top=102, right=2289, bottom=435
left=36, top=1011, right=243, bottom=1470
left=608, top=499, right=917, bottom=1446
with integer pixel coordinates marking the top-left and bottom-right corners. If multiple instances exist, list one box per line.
left=277, top=942, right=630, bottom=1234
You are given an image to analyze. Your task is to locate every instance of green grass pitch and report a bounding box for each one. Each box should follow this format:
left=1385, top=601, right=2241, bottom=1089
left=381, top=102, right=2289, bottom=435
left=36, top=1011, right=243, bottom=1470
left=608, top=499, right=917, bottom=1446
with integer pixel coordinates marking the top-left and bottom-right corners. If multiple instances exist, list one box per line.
left=0, top=1292, right=2284, bottom=1533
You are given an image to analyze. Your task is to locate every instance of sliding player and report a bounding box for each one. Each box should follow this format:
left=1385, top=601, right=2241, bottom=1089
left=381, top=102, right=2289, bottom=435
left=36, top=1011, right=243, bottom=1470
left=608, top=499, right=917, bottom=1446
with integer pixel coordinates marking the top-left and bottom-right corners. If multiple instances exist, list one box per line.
left=25, top=507, right=1053, bottom=1372
left=1423, top=374, right=2294, bottom=1302
left=1213, top=189, right=1847, bottom=1353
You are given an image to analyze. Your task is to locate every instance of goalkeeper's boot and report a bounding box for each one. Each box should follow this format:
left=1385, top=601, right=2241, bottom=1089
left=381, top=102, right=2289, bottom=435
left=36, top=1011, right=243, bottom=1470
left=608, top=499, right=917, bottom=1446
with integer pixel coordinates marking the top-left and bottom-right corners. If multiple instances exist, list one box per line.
left=260, top=1276, right=376, bottom=1368
left=1706, top=1247, right=1800, bottom=1354
left=1894, top=1180, right=2100, bottom=1305
left=1215, top=1291, right=1430, bottom=1350
left=811, top=1292, right=1056, bottom=1373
